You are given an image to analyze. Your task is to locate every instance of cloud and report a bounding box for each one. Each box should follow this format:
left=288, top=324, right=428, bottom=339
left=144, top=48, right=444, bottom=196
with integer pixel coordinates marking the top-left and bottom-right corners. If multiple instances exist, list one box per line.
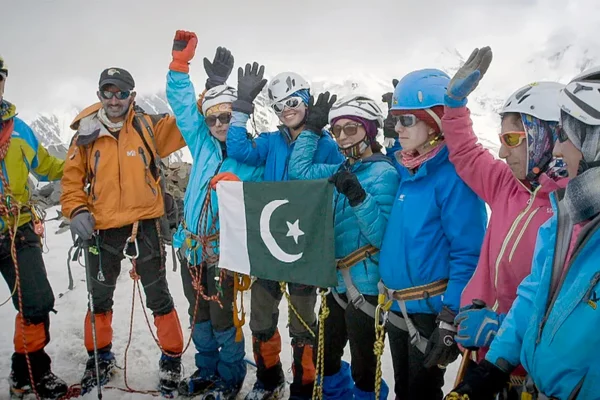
left=3, top=0, right=600, bottom=114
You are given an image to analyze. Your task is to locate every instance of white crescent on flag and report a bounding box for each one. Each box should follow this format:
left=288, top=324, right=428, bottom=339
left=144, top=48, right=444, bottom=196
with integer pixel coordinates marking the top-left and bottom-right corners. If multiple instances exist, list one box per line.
left=260, top=199, right=303, bottom=263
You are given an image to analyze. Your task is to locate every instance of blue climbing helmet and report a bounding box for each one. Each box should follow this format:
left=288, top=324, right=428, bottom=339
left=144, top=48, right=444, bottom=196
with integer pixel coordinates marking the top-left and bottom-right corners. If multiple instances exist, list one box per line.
left=391, top=69, right=450, bottom=111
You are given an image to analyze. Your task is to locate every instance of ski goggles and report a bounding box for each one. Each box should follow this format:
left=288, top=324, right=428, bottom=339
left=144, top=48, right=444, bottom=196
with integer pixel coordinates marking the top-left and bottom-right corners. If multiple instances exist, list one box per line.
left=393, top=114, right=419, bottom=128
left=205, top=112, right=232, bottom=127
left=331, top=123, right=364, bottom=138
left=271, top=96, right=304, bottom=114
left=499, top=131, right=526, bottom=148
left=99, top=90, right=131, bottom=100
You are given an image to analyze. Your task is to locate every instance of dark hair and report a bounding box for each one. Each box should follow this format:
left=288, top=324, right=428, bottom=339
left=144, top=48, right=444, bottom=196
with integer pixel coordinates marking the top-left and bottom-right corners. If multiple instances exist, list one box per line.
left=371, top=141, right=383, bottom=153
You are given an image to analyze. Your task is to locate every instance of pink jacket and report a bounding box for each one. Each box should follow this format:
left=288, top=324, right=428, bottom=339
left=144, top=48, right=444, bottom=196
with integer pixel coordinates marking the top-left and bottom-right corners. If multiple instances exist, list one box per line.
left=442, top=107, right=567, bottom=315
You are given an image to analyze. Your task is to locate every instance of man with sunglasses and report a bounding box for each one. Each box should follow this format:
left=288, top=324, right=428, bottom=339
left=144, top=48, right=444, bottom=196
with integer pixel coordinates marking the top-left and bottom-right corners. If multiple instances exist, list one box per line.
left=0, top=56, right=69, bottom=399
left=61, top=65, right=188, bottom=396
left=165, top=30, right=264, bottom=399
left=441, top=47, right=568, bottom=398
left=447, top=64, right=600, bottom=400
left=226, top=67, right=343, bottom=400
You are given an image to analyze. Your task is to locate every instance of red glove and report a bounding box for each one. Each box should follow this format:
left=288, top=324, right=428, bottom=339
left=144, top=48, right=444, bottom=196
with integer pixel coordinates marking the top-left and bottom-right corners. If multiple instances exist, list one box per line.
left=169, top=30, right=198, bottom=73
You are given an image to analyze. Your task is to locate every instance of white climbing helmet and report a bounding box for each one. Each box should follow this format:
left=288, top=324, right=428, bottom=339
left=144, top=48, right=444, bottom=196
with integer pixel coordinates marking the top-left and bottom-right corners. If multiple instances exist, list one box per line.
left=328, top=94, right=385, bottom=128
left=267, top=72, right=310, bottom=103
left=558, top=66, right=600, bottom=125
left=201, top=85, right=237, bottom=115
left=501, top=82, right=564, bottom=122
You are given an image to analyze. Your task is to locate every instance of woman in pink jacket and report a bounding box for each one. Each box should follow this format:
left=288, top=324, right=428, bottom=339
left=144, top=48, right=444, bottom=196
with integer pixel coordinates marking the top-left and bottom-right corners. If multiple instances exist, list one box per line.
left=441, top=47, right=568, bottom=387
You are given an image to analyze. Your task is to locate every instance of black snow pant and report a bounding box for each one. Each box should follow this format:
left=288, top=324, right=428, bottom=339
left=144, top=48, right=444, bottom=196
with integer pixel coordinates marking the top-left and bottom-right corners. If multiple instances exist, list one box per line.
left=85, top=219, right=180, bottom=354
left=180, top=257, right=235, bottom=331
left=0, top=223, right=55, bottom=383
left=387, top=311, right=445, bottom=400
left=321, top=292, right=379, bottom=393
left=249, top=277, right=317, bottom=399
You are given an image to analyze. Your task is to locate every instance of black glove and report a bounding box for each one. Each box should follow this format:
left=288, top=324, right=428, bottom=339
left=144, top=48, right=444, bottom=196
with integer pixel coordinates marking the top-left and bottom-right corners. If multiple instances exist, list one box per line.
left=232, top=62, right=267, bottom=115
left=383, top=112, right=397, bottom=139
left=448, top=359, right=510, bottom=399
left=305, top=92, right=337, bottom=135
left=204, top=46, right=234, bottom=90
left=381, top=78, right=399, bottom=109
left=329, top=171, right=366, bottom=207
left=423, top=306, right=461, bottom=368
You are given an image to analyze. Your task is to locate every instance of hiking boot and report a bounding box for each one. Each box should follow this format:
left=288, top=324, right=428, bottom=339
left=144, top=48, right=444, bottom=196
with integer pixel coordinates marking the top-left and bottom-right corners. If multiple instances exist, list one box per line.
left=178, top=369, right=218, bottom=396
left=9, top=370, right=68, bottom=400
left=244, top=380, right=286, bottom=400
left=81, top=351, right=116, bottom=394
left=159, top=354, right=182, bottom=397
left=199, top=377, right=242, bottom=400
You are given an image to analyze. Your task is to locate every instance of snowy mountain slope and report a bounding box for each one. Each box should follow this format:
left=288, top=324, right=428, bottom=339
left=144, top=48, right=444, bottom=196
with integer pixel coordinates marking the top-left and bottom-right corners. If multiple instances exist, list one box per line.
left=0, top=209, right=460, bottom=399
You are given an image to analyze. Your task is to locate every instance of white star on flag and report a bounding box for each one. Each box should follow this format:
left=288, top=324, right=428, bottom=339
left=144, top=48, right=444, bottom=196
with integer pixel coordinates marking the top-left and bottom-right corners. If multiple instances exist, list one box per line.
left=286, top=219, right=304, bottom=244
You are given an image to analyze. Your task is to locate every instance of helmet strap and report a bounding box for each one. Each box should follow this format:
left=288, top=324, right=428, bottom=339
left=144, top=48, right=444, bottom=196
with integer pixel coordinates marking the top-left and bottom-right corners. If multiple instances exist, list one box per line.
left=341, top=136, right=370, bottom=160
left=526, top=151, right=553, bottom=182
left=578, top=159, right=600, bottom=175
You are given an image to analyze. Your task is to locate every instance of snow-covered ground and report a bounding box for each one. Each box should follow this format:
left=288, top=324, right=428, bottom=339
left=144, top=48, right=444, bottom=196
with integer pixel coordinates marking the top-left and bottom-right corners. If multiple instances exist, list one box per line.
left=0, top=208, right=459, bottom=399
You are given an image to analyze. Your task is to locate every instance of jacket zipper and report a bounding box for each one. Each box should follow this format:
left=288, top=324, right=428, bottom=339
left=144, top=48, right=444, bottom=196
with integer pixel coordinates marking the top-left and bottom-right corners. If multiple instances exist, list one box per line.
left=508, top=208, right=541, bottom=262
left=90, top=150, right=100, bottom=201
left=139, top=147, right=157, bottom=196
left=492, top=187, right=540, bottom=310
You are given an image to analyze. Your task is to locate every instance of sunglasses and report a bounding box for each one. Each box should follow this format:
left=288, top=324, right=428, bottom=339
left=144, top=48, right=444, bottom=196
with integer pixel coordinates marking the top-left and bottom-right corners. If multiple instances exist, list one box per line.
left=331, top=123, right=363, bottom=138
left=99, top=90, right=131, bottom=100
left=556, top=126, right=569, bottom=143
left=272, top=96, right=304, bottom=114
left=393, top=114, right=419, bottom=128
left=205, top=112, right=232, bottom=127
left=499, top=131, right=526, bottom=148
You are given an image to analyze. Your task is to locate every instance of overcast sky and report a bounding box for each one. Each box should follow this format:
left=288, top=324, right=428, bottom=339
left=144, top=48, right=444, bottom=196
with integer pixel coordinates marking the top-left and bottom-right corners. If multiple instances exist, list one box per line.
left=4, top=0, right=600, bottom=117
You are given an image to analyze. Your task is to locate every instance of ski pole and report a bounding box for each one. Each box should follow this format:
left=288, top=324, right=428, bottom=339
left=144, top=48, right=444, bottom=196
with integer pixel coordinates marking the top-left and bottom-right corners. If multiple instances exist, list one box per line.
left=82, top=238, right=103, bottom=400
left=454, top=299, right=486, bottom=387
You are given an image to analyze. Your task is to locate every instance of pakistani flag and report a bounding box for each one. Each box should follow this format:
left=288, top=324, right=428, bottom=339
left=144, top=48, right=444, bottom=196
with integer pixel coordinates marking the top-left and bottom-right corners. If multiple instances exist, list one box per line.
left=216, top=179, right=337, bottom=288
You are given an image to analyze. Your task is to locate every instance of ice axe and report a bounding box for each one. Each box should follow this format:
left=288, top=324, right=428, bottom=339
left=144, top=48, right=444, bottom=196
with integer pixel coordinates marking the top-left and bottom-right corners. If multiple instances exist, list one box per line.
left=453, top=298, right=486, bottom=387
left=80, top=237, right=103, bottom=399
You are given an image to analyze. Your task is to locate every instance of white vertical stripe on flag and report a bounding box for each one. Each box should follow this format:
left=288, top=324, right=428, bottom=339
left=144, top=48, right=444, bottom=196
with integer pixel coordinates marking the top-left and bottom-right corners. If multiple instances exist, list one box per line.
left=216, top=181, right=251, bottom=275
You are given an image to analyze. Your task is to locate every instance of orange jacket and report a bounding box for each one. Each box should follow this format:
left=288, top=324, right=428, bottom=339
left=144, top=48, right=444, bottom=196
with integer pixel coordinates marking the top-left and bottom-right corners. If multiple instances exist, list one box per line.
left=60, top=103, right=187, bottom=230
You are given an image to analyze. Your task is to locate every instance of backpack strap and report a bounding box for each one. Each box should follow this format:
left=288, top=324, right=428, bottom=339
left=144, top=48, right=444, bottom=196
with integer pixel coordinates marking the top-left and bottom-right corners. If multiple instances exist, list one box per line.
left=133, top=113, right=164, bottom=181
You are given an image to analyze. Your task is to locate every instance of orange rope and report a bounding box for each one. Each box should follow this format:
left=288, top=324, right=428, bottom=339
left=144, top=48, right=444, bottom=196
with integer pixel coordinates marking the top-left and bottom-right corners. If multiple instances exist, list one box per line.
left=0, top=168, right=40, bottom=400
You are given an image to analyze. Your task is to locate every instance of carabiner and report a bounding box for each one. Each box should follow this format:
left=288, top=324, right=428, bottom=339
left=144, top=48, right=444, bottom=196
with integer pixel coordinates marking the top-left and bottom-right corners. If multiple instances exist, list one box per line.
left=123, top=237, right=139, bottom=260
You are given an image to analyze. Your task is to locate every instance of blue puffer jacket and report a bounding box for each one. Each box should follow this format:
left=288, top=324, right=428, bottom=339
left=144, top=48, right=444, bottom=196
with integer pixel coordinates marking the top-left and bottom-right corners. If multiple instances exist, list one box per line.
left=289, top=132, right=400, bottom=296
left=226, top=112, right=344, bottom=181
left=166, top=71, right=264, bottom=262
left=486, top=192, right=600, bottom=399
left=379, top=145, right=487, bottom=314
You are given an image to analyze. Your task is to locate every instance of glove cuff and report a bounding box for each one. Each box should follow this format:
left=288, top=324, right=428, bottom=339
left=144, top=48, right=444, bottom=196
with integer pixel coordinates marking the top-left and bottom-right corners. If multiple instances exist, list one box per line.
left=169, top=60, right=190, bottom=74
left=437, top=306, right=457, bottom=324
left=444, top=93, right=467, bottom=108
left=232, top=99, right=254, bottom=115
left=348, top=189, right=367, bottom=207
left=205, top=77, right=226, bottom=90
left=304, top=124, right=323, bottom=136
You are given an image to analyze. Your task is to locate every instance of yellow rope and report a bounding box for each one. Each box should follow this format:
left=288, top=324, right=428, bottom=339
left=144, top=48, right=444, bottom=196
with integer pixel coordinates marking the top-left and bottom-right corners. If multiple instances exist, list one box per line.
left=280, top=281, right=315, bottom=337
left=445, top=393, right=470, bottom=400
left=233, top=272, right=251, bottom=342
left=0, top=280, right=17, bottom=307
left=312, top=289, right=330, bottom=400
left=373, top=294, right=392, bottom=399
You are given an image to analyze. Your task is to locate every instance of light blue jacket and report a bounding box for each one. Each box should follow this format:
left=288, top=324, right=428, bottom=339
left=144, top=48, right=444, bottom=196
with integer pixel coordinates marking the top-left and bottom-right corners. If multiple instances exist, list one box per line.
left=486, top=192, right=600, bottom=399
left=226, top=112, right=344, bottom=181
left=379, top=146, right=487, bottom=314
left=289, top=132, right=399, bottom=296
left=166, top=71, right=263, bottom=262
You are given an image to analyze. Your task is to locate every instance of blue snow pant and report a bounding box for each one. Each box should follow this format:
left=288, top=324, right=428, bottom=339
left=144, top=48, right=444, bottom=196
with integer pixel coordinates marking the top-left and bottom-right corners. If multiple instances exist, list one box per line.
left=180, top=258, right=246, bottom=386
